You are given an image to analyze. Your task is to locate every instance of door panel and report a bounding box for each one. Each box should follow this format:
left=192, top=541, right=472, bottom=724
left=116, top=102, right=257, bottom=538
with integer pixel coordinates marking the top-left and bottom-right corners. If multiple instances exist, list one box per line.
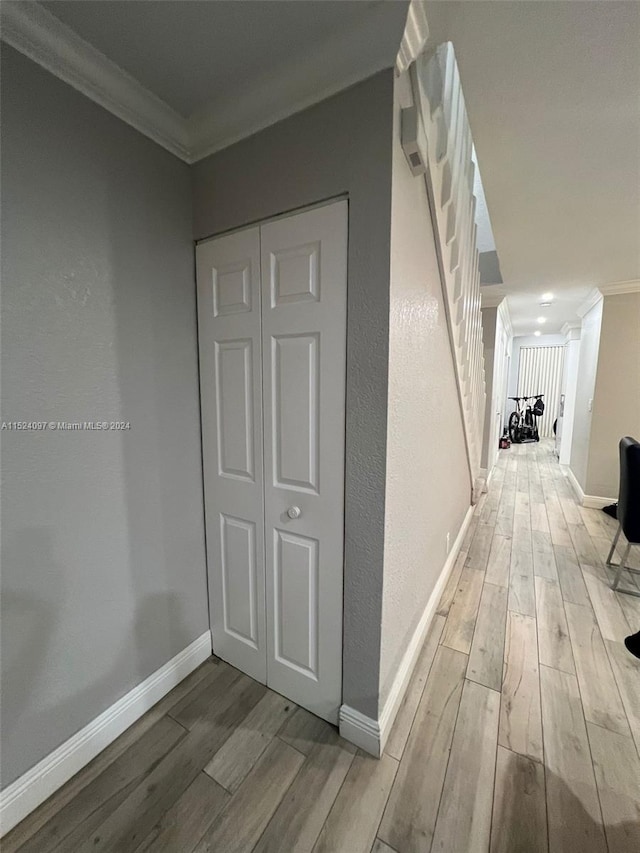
left=220, top=514, right=259, bottom=648
left=215, top=338, right=255, bottom=481
left=196, top=228, right=267, bottom=683
left=271, top=333, right=320, bottom=493
left=261, top=201, right=348, bottom=723
left=274, top=530, right=319, bottom=675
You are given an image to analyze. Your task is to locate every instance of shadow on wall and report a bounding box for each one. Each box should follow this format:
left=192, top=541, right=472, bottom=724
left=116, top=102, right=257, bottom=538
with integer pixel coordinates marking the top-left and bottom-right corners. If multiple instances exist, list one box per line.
left=492, top=749, right=639, bottom=852
left=0, top=44, right=211, bottom=791
left=106, top=142, right=208, bottom=673
left=1, top=527, right=193, bottom=784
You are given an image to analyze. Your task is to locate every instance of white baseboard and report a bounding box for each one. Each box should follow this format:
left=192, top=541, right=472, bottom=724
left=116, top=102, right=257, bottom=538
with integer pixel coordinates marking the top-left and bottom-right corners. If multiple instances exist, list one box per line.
left=338, top=705, right=381, bottom=756
left=581, top=495, right=616, bottom=510
left=486, top=465, right=496, bottom=488
left=564, top=466, right=615, bottom=509
left=339, top=504, right=475, bottom=757
left=0, top=630, right=212, bottom=836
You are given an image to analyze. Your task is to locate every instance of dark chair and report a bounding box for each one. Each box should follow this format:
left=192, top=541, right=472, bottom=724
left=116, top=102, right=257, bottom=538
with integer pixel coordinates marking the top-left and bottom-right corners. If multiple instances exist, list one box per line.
left=606, top=436, right=640, bottom=596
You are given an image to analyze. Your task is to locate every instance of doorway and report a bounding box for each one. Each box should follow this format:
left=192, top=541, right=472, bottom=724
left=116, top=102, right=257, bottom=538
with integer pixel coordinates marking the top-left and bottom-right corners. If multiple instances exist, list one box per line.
left=196, top=199, right=348, bottom=723
left=516, top=345, right=565, bottom=438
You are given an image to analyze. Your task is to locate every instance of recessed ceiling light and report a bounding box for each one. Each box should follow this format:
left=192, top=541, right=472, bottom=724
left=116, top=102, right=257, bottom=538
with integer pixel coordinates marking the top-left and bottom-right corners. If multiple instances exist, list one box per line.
left=537, top=316, right=546, bottom=324
left=540, top=301, right=552, bottom=307
left=534, top=330, right=542, bottom=337
left=541, top=292, right=553, bottom=301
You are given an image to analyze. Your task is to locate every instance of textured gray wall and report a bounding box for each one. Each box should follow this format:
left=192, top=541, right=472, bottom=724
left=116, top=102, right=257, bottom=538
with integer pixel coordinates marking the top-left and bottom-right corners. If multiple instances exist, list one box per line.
left=379, top=75, right=471, bottom=709
left=1, top=46, right=209, bottom=786
left=192, top=70, right=394, bottom=719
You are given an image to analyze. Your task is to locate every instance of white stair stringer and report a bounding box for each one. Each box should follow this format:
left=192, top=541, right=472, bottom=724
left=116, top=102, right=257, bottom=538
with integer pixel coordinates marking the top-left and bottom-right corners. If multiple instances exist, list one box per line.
left=411, top=43, right=487, bottom=496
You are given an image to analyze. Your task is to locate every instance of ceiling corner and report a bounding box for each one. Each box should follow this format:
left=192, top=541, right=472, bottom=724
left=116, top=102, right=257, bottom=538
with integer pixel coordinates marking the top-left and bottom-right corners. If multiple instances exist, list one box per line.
left=1, top=1, right=192, bottom=161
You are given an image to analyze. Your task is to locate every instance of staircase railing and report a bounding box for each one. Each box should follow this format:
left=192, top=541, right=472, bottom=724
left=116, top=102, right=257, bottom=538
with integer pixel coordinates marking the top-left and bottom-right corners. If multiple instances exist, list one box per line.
left=411, top=42, right=487, bottom=497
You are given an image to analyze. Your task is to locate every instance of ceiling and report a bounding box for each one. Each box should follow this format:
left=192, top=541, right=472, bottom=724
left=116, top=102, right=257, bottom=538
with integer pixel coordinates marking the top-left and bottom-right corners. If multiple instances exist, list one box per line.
left=3, top=0, right=636, bottom=335
left=30, top=0, right=408, bottom=159
left=43, top=1, right=398, bottom=119
left=426, top=1, right=640, bottom=335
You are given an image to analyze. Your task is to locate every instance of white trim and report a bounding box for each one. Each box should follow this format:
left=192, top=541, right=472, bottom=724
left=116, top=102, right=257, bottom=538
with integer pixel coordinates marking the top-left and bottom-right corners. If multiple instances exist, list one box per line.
left=0, top=1, right=190, bottom=161
left=377, top=504, right=474, bottom=752
left=561, top=322, right=581, bottom=341
left=577, top=288, right=603, bottom=318
left=480, top=294, right=505, bottom=309
left=338, top=705, right=381, bottom=756
left=339, top=504, right=475, bottom=757
left=396, top=0, right=430, bottom=75
left=498, top=299, right=514, bottom=341
left=0, top=631, right=212, bottom=836
left=185, top=4, right=398, bottom=163
left=564, top=465, right=615, bottom=509
left=599, top=279, right=640, bottom=297
left=581, top=494, right=616, bottom=510
left=1, top=1, right=404, bottom=165
left=564, top=465, right=584, bottom=503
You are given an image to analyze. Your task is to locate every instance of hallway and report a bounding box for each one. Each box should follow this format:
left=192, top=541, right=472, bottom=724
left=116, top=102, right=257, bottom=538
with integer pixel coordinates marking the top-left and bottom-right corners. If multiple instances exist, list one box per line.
left=380, top=441, right=640, bottom=853
left=4, top=443, right=639, bottom=853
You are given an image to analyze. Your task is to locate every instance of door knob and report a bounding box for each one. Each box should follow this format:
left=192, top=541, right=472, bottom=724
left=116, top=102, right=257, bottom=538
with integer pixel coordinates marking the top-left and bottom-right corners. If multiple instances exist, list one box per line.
left=287, top=506, right=302, bottom=519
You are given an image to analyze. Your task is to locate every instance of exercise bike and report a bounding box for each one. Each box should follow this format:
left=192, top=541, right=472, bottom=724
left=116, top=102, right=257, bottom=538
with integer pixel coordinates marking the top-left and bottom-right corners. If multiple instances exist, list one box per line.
left=507, top=394, right=544, bottom=443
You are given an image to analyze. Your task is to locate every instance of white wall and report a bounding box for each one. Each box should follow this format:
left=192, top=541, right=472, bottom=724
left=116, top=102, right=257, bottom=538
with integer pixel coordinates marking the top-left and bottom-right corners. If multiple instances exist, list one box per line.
left=379, top=73, right=471, bottom=711
left=481, top=301, right=512, bottom=472
left=586, top=292, right=640, bottom=497
left=481, top=306, right=498, bottom=470
left=570, top=298, right=604, bottom=490
left=558, top=333, right=581, bottom=465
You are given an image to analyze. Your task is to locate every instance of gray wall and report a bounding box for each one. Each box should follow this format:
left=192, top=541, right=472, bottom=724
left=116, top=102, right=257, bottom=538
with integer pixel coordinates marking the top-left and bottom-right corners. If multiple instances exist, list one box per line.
left=379, top=74, right=471, bottom=709
left=570, top=299, right=603, bottom=490
left=192, top=70, right=395, bottom=719
left=1, top=47, right=209, bottom=787
left=586, top=292, right=640, bottom=497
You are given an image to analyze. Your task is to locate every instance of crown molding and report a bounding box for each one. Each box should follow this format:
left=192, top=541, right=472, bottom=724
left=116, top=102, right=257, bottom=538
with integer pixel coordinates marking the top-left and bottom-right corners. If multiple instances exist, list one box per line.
left=2, top=1, right=407, bottom=166
left=396, top=0, right=430, bottom=75
left=497, top=298, right=514, bottom=339
left=187, top=2, right=402, bottom=162
left=576, top=288, right=603, bottom=318
left=598, top=279, right=640, bottom=296
left=561, top=322, right=581, bottom=341
left=480, top=293, right=505, bottom=309
left=1, top=1, right=191, bottom=161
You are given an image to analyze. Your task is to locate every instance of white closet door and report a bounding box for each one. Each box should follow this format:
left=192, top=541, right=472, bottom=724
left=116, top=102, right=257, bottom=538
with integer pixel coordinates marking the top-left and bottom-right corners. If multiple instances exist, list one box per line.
left=196, top=227, right=267, bottom=683
left=260, top=201, right=348, bottom=723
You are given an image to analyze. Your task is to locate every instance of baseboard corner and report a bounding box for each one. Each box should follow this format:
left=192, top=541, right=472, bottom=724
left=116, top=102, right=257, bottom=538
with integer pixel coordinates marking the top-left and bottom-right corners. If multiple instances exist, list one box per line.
left=0, top=630, right=212, bottom=837
left=339, top=705, right=381, bottom=757
left=564, top=466, right=615, bottom=509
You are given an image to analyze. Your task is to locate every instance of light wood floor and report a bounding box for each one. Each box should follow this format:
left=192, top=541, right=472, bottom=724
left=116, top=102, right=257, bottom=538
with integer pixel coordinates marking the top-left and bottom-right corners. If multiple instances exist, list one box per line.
left=4, top=442, right=640, bottom=853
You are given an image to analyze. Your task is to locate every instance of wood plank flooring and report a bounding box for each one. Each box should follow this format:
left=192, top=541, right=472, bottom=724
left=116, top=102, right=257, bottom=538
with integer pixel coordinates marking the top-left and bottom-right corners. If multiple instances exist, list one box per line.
left=4, top=441, right=638, bottom=852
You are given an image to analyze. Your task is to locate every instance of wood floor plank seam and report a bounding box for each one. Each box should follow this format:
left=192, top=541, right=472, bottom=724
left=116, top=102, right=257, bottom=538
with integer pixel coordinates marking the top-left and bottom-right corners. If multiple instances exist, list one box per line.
left=166, top=713, right=191, bottom=733
left=9, top=441, right=632, bottom=853
left=555, top=587, right=615, bottom=851
left=413, top=651, right=470, bottom=853
left=600, top=640, right=640, bottom=760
